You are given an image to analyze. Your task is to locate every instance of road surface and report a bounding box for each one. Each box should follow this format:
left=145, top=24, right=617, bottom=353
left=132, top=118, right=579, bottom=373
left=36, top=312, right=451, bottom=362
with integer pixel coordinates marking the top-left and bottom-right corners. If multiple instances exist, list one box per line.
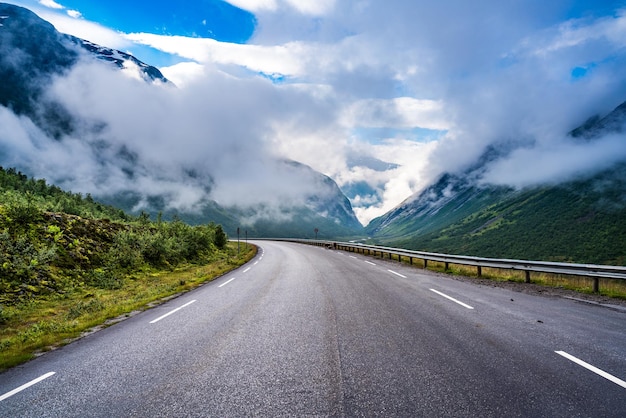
left=1, top=240, right=625, bottom=416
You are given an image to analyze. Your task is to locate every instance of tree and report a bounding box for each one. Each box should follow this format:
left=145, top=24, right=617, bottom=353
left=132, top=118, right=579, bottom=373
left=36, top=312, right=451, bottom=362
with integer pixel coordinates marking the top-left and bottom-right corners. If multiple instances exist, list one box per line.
left=214, top=225, right=227, bottom=249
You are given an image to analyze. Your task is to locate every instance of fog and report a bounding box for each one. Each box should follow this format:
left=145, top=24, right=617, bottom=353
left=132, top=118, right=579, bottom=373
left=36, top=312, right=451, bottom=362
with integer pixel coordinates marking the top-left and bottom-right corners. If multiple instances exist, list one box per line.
left=3, top=0, right=626, bottom=225
left=1, top=55, right=344, bottom=217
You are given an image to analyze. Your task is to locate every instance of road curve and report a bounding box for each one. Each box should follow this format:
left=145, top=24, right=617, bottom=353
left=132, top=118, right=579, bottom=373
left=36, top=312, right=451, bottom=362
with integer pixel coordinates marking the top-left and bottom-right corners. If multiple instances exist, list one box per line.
left=1, top=240, right=625, bottom=416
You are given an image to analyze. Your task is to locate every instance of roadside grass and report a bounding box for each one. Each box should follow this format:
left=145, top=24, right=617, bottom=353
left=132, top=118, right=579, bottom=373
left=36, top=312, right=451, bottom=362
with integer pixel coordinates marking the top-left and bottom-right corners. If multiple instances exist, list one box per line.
left=0, top=243, right=256, bottom=372
left=376, top=253, right=626, bottom=300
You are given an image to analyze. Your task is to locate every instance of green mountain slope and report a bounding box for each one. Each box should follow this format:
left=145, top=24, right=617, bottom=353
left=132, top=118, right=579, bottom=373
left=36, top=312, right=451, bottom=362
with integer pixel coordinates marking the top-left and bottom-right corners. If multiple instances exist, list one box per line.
left=391, top=163, right=626, bottom=265
left=367, top=100, right=626, bottom=265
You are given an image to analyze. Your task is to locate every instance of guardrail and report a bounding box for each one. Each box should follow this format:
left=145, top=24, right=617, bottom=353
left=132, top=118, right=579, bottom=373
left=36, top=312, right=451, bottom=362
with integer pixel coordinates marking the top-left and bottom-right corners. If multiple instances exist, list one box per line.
left=263, top=238, right=626, bottom=293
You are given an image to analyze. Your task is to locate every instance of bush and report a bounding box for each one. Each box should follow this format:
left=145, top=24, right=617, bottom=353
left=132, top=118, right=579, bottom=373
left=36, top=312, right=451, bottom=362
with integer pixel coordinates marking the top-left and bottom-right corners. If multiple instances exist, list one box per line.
left=0, top=231, right=57, bottom=303
left=105, top=230, right=143, bottom=272
left=140, top=231, right=169, bottom=267
left=5, top=202, right=42, bottom=231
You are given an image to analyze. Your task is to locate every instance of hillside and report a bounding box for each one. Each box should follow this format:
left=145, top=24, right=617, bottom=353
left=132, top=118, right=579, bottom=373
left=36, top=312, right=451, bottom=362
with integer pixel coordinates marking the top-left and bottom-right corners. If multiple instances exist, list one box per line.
left=366, top=173, right=514, bottom=240
left=0, top=167, right=231, bottom=305
left=367, top=101, right=626, bottom=265
left=386, top=163, right=626, bottom=265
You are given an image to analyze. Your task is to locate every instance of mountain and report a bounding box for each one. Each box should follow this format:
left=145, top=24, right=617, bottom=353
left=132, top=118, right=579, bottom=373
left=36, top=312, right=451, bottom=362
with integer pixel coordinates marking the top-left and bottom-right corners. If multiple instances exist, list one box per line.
left=366, top=173, right=513, bottom=240
left=570, top=101, right=626, bottom=140
left=75, top=38, right=168, bottom=84
left=367, top=102, right=626, bottom=265
left=102, top=160, right=363, bottom=239
left=0, top=3, right=168, bottom=138
left=0, top=3, right=168, bottom=121
left=0, top=3, right=363, bottom=239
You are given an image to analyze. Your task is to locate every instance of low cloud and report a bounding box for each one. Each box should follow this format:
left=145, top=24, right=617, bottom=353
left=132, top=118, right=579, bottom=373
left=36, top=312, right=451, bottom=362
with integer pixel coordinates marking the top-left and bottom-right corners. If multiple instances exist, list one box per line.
left=1, top=55, right=351, bottom=218
left=4, top=0, right=626, bottom=227
left=481, top=134, right=626, bottom=188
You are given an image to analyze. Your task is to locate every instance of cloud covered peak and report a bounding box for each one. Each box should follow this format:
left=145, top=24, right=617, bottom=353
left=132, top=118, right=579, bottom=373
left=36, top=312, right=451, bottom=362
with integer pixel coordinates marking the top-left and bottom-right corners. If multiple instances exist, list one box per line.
left=4, top=1, right=626, bottom=227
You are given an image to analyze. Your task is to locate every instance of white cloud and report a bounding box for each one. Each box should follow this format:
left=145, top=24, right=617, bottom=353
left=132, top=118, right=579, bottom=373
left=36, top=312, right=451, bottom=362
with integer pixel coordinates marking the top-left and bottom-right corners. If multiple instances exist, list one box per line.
left=225, top=0, right=335, bottom=16
left=224, top=0, right=278, bottom=13
left=66, top=9, right=81, bottom=19
left=481, top=134, right=626, bottom=188
left=160, top=61, right=206, bottom=87
left=283, top=0, right=335, bottom=16
left=124, top=32, right=306, bottom=77
left=341, top=98, right=449, bottom=130
left=345, top=138, right=440, bottom=225
left=5, top=0, right=626, bottom=227
left=38, top=0, right=63, bottom=9
left=529, top=10, right=626, bottom=56
left=32, top=58, right=341, bottom=213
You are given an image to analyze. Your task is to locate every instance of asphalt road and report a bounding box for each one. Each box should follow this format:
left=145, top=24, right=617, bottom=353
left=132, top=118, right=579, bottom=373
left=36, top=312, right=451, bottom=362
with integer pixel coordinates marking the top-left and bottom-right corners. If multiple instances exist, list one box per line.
left=1, top=240, right=625, bottom=416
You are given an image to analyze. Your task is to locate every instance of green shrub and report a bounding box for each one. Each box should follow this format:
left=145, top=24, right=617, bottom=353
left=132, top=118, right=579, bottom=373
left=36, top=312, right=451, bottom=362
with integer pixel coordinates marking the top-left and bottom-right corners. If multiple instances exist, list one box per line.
left=105, top=230, right=143, bottom=271
left=5, top=202, right=42, bottom=231
left=0, top=231, right=57, bottom=303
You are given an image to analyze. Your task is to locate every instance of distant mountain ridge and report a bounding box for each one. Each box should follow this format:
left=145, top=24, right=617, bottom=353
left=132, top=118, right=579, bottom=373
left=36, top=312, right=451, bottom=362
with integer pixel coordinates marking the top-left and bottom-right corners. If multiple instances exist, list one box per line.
left=367, top=101, right=626, bottom=265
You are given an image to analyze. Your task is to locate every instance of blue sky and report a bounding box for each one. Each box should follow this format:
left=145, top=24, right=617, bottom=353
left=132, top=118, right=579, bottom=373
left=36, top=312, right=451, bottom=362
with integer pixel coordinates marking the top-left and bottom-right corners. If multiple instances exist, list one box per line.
left=5, top=0, right=626, bottom=223
left=55, top=0, right=256, bottom=42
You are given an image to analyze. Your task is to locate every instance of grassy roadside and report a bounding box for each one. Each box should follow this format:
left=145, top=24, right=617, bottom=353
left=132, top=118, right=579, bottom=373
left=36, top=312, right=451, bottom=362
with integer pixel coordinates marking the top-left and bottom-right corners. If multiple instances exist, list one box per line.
left=0, top=242, right=256, bottom=372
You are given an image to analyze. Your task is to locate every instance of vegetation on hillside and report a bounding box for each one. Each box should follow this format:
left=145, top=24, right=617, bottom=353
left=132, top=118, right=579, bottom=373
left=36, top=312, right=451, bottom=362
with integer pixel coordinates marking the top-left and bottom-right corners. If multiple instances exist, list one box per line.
left=0, top=167, right=233, bottom=305
left=391, top=165, right=626, bottom=265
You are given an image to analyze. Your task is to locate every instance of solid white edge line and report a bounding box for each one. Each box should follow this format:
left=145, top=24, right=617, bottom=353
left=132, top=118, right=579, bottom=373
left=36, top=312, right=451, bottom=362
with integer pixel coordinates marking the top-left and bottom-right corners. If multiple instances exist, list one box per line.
left=555, top=351, right=626, bottom=389
left=218, top=277, right=236, bottom=288
left=430, top=289, right=474, bottom=310
left=388, top=269, right=407, bottom=278
left=365, top=261, right=376, bottom=266
left=149, top=300, right=197, bottom=324
left=0, top=372, right=56, bottom=402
